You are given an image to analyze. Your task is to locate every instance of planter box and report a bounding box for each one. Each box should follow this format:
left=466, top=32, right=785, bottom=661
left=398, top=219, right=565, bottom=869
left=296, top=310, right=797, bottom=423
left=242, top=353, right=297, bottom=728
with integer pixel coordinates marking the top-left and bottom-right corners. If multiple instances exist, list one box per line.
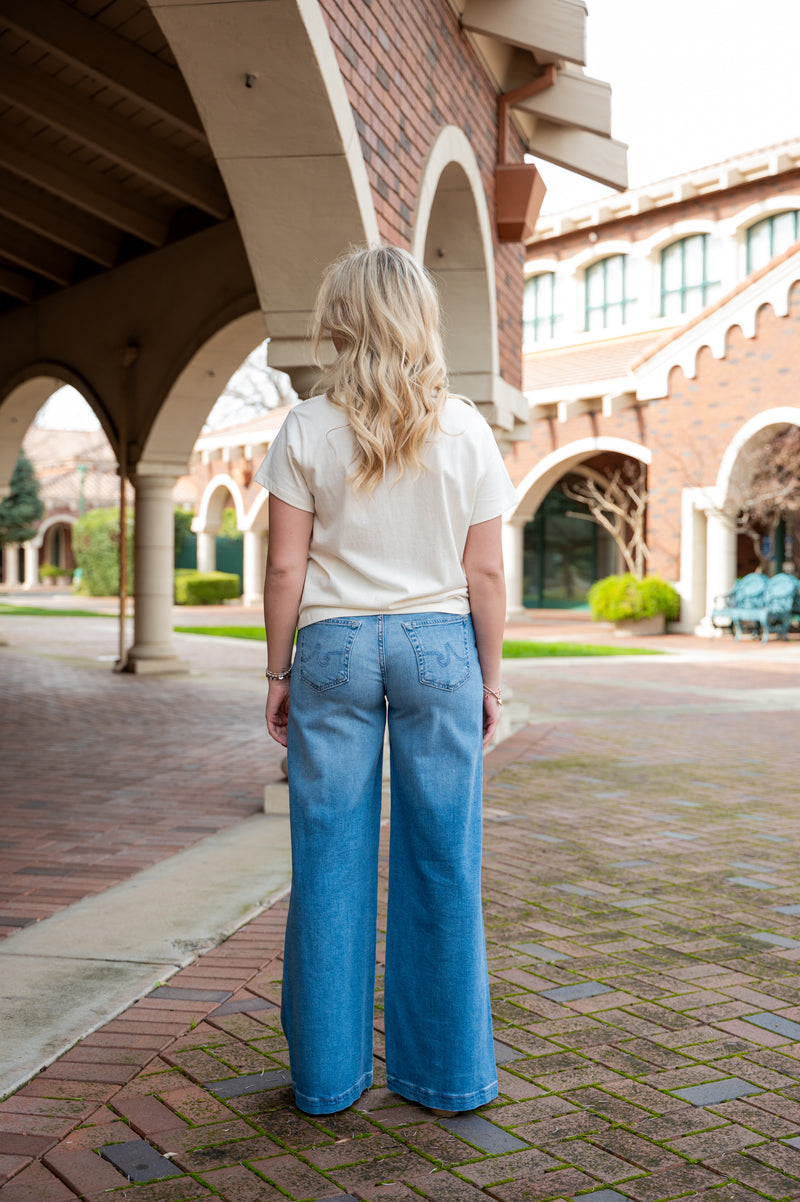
left=614, top=613, right=666, bottom=637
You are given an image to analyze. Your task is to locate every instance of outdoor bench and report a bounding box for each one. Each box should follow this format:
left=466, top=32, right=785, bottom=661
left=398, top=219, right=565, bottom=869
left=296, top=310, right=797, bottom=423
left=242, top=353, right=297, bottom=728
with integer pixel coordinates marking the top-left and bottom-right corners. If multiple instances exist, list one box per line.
left=712, top=571, right=800, bottom=642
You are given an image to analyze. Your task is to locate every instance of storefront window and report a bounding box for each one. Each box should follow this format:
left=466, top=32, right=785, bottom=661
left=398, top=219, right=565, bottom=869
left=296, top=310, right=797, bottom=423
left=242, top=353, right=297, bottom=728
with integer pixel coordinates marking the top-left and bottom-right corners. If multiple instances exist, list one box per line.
left=523, top=478, right=617, bottom=608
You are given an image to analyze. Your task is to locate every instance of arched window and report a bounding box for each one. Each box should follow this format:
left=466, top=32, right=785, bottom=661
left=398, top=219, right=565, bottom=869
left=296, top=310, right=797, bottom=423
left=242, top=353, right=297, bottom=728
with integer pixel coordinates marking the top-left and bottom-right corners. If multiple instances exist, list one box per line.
left=660, top=234, right=720, bottom=317
left=746, top=211, right=800, bottom=273
left=523, top=272, right=561, bottom=344
left=584, top=255, right=634, bottom=331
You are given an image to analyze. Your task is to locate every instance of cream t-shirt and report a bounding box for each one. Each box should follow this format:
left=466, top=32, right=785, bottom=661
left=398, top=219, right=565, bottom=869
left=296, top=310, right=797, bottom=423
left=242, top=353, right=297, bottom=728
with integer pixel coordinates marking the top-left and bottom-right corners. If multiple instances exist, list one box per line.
left=253, top=393, right=518, bottom=628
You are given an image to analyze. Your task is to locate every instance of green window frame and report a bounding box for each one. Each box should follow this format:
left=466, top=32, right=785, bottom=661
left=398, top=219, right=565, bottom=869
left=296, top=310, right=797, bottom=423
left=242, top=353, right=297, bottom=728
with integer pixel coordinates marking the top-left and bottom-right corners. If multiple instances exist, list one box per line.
left=584, top=255, right=634, bottom=332
left=660, top=234, right=720, bottom=317
left=523, top=272, right=559, bottom=344
left=746, top=211, right=800, bottom=273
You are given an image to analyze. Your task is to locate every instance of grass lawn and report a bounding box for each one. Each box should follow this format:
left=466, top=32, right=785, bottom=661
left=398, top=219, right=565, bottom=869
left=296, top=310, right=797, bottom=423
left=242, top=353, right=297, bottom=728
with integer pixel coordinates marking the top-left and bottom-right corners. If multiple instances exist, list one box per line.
left=0, top=602, right=115, bottom=618
left=174, top=625, right=662, bottom=657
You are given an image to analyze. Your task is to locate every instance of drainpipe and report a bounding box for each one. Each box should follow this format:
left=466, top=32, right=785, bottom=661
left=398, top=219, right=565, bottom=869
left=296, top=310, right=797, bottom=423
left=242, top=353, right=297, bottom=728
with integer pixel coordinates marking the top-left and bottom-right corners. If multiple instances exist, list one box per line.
left=114, top=343, right=139, bottom=673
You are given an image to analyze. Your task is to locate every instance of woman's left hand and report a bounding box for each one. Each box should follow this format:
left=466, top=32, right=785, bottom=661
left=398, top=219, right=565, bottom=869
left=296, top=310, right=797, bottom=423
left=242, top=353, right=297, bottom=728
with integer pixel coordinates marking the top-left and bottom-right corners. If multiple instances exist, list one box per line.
left=265, top=680, right=291, bottom=747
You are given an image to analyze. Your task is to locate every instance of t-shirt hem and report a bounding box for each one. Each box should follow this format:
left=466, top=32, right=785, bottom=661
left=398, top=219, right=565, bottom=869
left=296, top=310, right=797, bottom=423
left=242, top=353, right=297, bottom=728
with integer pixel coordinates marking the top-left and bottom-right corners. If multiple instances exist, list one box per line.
left=298, top=598, right=470, bottom=629
left=253, top=471, right=315, bottom=513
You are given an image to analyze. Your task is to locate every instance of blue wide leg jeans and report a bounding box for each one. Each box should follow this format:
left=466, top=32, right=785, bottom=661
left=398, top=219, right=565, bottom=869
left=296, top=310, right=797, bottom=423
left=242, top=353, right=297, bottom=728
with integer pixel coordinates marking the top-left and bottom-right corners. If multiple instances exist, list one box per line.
left=283, top=612, right=497, bottom=1114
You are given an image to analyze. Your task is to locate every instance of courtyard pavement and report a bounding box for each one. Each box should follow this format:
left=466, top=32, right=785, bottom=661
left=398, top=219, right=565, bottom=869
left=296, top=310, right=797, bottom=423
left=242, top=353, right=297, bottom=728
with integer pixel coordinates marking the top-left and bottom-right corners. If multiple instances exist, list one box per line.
left=2, top=599, right=800, bottom=1200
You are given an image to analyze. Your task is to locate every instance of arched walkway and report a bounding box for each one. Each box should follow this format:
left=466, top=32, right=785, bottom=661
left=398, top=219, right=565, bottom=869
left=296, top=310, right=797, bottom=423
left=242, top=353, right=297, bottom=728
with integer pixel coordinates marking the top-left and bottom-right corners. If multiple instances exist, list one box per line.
left=505, top=438, right=651, bottom=613
left=412, top=127, right=526, bottom=447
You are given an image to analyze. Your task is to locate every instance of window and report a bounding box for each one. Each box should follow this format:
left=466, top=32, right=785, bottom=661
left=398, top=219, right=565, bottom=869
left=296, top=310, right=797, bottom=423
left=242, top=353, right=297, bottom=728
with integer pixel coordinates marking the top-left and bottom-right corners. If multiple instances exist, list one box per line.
left=746, top=211, right=800, bottom=273
left=523, top=272, right=560, bottom=344
left=660, top=234, right=720, bottom=317
left=584, top=255, right=634, bottom=331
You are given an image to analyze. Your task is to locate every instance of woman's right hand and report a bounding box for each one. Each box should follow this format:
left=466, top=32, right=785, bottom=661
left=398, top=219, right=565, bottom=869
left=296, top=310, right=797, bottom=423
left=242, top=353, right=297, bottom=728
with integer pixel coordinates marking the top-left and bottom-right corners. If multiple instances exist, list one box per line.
left=482, top=691, right=501, bottom=749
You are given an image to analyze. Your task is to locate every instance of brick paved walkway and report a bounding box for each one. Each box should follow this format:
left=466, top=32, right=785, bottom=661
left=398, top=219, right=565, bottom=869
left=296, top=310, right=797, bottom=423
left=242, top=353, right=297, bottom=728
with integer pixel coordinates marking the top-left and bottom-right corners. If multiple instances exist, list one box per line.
left=3, top=615, right=800, bottom=1200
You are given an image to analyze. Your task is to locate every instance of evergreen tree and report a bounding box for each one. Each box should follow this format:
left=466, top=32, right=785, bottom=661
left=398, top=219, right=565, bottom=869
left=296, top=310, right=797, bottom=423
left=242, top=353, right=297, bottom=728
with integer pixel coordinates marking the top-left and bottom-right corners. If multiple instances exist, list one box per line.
left=0, top=451, right=44, bottom=547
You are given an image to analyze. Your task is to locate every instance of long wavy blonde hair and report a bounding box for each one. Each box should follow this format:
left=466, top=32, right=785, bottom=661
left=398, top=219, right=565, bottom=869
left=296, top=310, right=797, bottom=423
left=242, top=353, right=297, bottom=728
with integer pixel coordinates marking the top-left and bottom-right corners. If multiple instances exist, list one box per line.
left=311, top=245, right=449, bottom=493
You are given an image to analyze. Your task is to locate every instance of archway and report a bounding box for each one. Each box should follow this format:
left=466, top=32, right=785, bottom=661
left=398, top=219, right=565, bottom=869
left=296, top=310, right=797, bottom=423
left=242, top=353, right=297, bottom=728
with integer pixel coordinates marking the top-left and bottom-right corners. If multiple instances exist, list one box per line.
left=506, top=438, right=651, bottom=612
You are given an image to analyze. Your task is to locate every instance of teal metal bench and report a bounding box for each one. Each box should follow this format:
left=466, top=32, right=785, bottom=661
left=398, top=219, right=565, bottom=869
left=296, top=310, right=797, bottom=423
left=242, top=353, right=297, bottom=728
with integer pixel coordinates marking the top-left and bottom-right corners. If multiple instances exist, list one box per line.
left=713, top=572, right=799, bottom=642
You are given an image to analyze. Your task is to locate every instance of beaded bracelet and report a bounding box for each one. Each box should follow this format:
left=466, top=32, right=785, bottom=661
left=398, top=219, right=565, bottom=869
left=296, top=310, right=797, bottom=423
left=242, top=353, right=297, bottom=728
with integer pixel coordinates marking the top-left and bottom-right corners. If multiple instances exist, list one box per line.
left=265, top=666, right=292, bottom=681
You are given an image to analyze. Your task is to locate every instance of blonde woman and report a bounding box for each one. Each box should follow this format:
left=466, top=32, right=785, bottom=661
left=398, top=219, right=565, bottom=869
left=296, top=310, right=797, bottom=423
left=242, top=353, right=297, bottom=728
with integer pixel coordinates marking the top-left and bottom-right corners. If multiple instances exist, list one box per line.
left=256, top=245, right=517, bottom=1117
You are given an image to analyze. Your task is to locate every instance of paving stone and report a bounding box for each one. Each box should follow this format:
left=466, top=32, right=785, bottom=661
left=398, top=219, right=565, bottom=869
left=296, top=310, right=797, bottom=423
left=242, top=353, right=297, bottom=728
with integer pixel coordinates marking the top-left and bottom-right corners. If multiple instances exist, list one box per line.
left=750, top=932, right=800, bottom=950
left=439, top=1112, right=528, bottom=1153
left=149, top=988, right=233, bottom=1002
left=726, top=877, right=778, bottom=890
left=42, top=1145, right=130, bottom=1194
left=207, top=1069, right=291, bottom=1096
left=99, top=1138, right=182, bottom=1182
left=0, top=1159, right=79, bottom=1200
left=541, top=982, right=613, bottom=1002
left=577, top=1193, right=631, bottom=1202
left=610, top=860, right=654, bottom=867
left=672, top=1078, right=763, bottom=1107
left=494, top=1038, right=528, bottom=1063
left=208, top=997, right=277, bottom=1017
left=742, top=1011, right=800, bottom=1039
left=774, top=904, right=800, bottom=915
left=511, top=941, right=571, bottom=961
left=554, top=884, right=604, bottom=897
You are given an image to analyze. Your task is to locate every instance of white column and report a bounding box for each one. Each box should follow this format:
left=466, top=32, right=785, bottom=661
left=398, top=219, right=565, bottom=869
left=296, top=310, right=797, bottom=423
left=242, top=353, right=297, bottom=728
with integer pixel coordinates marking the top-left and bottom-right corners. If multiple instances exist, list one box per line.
left=242, top=528, right=267, bottom=607
left=127, top=473, right=187, bottom=674
left=4, top=543, right=20, bottom=587
left=502, top=517, right=526, bottom=616
left=699, top=511, right=737, bottom=637
left=23, top=542, right=39, bottom=589
left=196, top=529, right=217, bottom=574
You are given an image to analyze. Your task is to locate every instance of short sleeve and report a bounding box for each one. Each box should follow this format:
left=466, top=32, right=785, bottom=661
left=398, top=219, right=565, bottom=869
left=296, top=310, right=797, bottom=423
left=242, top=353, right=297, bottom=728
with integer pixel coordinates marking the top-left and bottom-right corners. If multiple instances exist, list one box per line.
left=469, top=425, right=519, bottom=525
left=252, top=411, right=315, bottom=513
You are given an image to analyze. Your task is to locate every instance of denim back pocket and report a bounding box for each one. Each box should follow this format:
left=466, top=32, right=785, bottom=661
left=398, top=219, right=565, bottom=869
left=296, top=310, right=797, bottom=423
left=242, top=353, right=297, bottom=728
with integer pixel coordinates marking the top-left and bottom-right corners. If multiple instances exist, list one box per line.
left=297, top=618, right=362, bottom=691
left=402, top=616, right=471, bottom=691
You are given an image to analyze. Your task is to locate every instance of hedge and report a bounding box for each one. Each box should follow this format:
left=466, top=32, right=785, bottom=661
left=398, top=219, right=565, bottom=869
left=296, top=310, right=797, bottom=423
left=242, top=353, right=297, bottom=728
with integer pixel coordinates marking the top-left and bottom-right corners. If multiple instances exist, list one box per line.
left=588, top=573, right=681, bottom=623
left=174, top=569, right=241, bottom=605
left=73, top=507, right=134, bottom=596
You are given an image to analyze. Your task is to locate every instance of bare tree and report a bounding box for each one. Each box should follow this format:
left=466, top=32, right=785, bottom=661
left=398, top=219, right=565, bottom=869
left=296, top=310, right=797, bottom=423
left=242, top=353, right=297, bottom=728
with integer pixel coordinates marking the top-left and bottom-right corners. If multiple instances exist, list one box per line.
left=724, top=426, right=800, bottom=572
left=562, top=459, right=649, bottom=579
left=204, top=342, right=297, bottom=430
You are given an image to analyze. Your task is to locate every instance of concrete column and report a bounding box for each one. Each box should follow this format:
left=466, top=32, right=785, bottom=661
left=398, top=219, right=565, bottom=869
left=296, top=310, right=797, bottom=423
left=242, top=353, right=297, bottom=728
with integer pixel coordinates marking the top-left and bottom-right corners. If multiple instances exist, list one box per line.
left=127, top=473, right=187, bottom=674
left=23, top=542, right=39, bottom=589
left=196, top=529, right=217, bottom=574
left=502, top=518, right=526, bottom=616
left=243, top=528, right=267, bottom=607
left=3, top=543, right=20, bottom=587
left=699, top=511, right=737, bottom=637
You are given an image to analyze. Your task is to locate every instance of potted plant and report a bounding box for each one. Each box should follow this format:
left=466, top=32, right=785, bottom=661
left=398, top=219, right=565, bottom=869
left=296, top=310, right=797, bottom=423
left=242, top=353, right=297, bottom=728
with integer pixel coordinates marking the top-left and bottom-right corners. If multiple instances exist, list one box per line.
left=588, top=573, right=680, bottom=635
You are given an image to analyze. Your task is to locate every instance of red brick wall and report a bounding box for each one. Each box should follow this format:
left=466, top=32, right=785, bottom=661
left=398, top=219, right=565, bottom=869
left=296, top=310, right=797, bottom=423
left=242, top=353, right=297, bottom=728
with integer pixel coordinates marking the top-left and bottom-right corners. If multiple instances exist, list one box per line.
left=319, top=0, right=525, bottom=388
left=530, top=171, right=800, bottom=262
left=508, top=282, right=800, bottom=582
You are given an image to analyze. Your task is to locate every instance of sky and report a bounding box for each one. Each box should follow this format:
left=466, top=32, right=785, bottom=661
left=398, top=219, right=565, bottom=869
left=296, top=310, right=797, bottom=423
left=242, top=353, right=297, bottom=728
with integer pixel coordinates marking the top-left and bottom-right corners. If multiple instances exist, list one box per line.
left=36, top=0, right=800, bottom=430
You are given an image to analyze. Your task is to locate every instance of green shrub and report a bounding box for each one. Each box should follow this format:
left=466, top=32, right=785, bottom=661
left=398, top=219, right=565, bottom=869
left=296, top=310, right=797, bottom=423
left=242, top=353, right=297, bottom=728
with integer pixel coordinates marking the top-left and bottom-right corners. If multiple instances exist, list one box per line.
left=219, top=508, right=243, bottom=540
left=588, top=574, right=680, bottom=623
left=174, top=508, right=194, bottom=565
left=73, top=507, right=134, bottom=596
left=39, top=563, right=73, bottom=580
left=174, top=569, right=241, bottom=605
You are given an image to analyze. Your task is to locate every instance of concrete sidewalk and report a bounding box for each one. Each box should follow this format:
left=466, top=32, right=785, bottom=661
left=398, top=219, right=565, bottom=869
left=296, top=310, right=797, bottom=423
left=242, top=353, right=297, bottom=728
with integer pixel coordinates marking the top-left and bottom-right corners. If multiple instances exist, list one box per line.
left=2, top=606, right=800, bottom=1200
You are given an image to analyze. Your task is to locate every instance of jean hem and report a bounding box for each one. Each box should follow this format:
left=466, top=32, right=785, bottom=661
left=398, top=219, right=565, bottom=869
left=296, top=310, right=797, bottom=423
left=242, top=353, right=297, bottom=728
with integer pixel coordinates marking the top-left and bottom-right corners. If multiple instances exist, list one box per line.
left=386, top=1073, right=498, bottom=1111
left=293, top=1069, right=373, bottom=1115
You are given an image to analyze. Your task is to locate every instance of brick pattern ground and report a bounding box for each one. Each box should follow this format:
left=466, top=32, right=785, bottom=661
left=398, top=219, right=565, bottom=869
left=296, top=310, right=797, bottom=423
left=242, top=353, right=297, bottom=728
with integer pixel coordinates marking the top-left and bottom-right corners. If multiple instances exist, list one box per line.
left=0, top=635, right=284, bottom=939
left=3, top=632, right=800, bottom=1199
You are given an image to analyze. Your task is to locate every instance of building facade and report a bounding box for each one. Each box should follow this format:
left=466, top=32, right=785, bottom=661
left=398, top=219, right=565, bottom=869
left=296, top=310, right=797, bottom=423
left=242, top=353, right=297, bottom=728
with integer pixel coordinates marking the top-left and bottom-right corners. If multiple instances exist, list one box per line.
left=507, top=139, right=800, bottom=631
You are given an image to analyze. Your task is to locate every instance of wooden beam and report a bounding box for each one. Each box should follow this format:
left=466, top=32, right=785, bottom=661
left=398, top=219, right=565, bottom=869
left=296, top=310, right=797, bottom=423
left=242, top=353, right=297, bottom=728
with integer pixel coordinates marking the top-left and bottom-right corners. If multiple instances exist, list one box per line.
left=0, top=169, right=121, bottom=266
left=515, top=69, right=612, bottom=138
left=460, top=0, right=586, bottom=65
left=527, top=125, right=629, bottom=191
left=0, top=0, right=204, bottom=138
left=0, top=215, right=76, bottom=285
left=0, top=50, right=229, bottom=217
left=0, top=123, right=169, bottom=246
left=0, top=262, right=35, bottom=302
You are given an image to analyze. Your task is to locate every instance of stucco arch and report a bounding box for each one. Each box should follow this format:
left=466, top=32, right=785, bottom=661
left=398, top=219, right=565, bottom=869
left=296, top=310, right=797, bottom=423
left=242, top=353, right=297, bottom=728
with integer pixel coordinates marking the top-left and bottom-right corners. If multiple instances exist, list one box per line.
left=412, top=125, right=499, bottom=384
left=0, top=369, right=110, bottom=498
left=244, top=488, right=270, bottom=535
left=716, top=406, right=800, bottom=505
left=193, top=474, right=246, bottom=534
left=147, top=0, right=379, bottom=391
left=721, top=196, right=800, bottom=240
left=139, top=310, right=265, bottom=476
left=639, top=220, right=718, bottom=261
left=32, top=512, right=79, bottom=552
left=568, top=241, right=635, bottom=272
left=511, top=437, right=652, bottom=522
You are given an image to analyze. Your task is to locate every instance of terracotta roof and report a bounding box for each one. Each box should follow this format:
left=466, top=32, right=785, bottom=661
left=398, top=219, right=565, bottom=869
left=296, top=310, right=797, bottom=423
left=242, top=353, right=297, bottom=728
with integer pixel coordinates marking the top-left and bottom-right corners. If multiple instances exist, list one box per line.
left=632, top=240, right=800, bottom=369
left=198, top=403, right=295, bottom=440
left=24, top=426, right=114, bottom=468
left=523, top=331, right=665, bottom=392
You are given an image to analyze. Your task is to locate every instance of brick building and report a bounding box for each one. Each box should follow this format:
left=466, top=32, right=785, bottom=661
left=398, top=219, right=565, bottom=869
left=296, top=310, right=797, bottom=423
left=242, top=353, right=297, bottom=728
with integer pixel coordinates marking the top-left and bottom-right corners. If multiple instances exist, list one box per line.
left=506, top=139, right=800, bottom=632
left=0, top=0, right=624, bottom=670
